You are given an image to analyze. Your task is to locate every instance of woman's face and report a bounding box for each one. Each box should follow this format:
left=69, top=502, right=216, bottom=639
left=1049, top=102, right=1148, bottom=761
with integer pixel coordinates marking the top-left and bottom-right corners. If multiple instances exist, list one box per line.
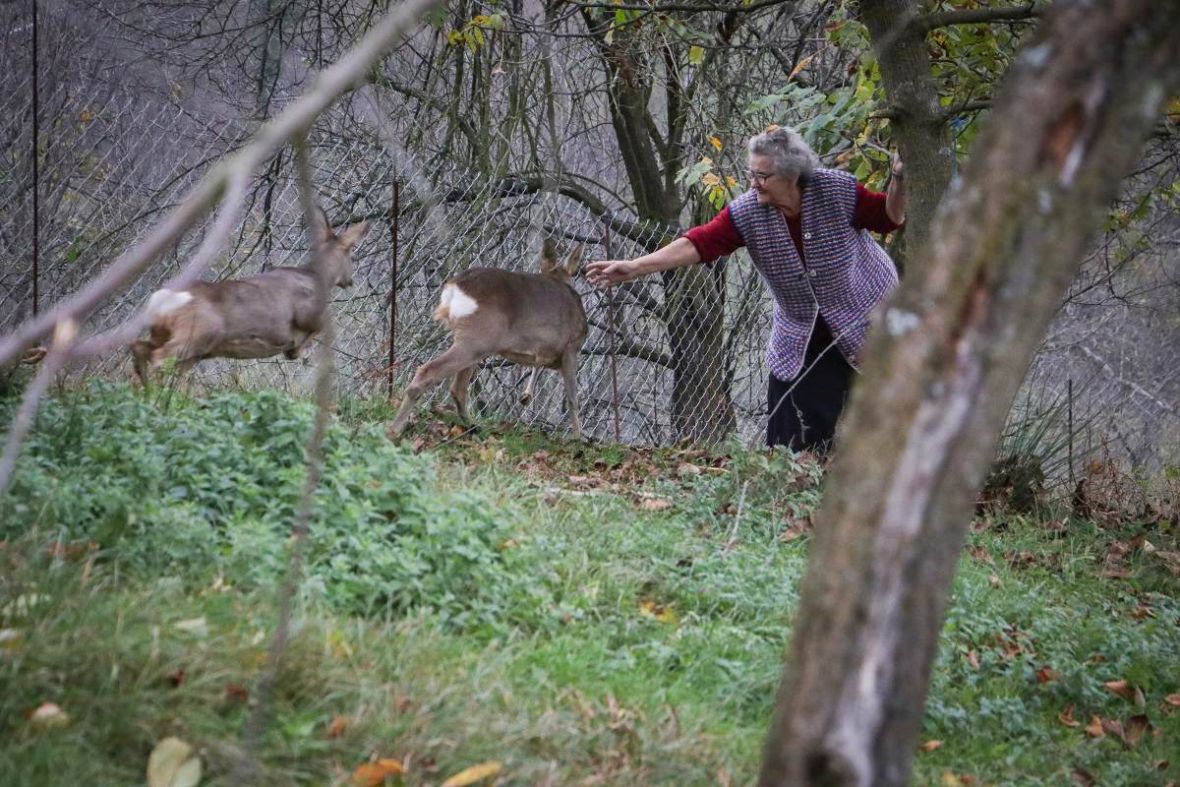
left=748, top=153, right=797, bottom=208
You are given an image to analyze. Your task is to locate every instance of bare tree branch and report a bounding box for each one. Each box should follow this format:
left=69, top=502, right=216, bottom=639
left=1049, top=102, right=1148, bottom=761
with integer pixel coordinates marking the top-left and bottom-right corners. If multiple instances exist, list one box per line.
left=915, top=3, right=1042, bottom=35
left=0, top=320, right=77, bottom=497
left=234, top=135, right=338, bottom=779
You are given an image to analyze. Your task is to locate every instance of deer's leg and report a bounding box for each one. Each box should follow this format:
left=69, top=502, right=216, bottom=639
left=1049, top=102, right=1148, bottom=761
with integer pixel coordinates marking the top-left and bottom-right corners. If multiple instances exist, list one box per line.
left=450, top=365, right=476, bottom=423
left=560, top=350, right=582, bottom=440
left=519, top=367, right=541, bottom=405
left=284, top=331, right=318, bottom=360
left=389, top=345, right=487, bottom=437
left=130, top=340, right=154, bottom=386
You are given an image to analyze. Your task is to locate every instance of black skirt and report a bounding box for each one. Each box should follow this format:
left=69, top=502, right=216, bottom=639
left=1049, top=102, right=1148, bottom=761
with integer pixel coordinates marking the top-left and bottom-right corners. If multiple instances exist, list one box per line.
left=766, top=318, right=854, bottom=453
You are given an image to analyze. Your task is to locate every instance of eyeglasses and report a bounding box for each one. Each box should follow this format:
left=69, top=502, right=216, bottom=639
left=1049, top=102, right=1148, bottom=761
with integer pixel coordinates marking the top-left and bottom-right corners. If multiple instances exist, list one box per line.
left=746, top=170, right=777, bottom=185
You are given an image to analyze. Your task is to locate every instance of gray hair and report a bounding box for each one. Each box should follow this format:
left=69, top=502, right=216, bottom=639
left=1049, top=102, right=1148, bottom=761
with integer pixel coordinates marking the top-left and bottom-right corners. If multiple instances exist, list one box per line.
left=747, top=125, right=820, bottom=180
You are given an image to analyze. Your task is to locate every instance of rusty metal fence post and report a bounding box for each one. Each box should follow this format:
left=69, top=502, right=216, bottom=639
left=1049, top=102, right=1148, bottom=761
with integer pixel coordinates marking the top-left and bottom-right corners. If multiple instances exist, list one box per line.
left=31, top=0, right=40, bottom=317
left=603, top=215, right=621, bottom=442
left=388, top=179, right=400, bottom=401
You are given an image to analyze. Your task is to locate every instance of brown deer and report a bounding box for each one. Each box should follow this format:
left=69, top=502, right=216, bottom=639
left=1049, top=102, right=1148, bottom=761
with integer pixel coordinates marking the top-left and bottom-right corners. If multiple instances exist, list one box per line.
left=130, top=209, right=368, bottom=384
left=388, top=239, right=588, bottom=439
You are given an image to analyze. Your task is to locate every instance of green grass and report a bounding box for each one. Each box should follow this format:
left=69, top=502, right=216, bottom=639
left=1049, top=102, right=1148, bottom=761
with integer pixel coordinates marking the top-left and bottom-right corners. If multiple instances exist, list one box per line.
left=1, top=383, right=1177, bottom=785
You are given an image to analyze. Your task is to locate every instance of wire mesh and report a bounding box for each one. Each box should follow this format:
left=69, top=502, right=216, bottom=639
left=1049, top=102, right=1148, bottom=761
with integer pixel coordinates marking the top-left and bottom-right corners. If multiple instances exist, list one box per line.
left=1, top=2, right=1176, bottom=470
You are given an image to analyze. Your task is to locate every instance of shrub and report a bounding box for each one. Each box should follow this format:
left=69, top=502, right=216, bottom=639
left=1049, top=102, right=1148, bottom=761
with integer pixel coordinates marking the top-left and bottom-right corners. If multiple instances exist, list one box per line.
left=0, top=383, right=519, bottom=628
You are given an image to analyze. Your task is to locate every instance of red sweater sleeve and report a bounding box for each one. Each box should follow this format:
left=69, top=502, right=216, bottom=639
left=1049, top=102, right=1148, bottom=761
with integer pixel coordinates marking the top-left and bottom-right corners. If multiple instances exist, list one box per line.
left=683, top=207, right=744, bottom=263
left=854, top=183, right=901, bottom=234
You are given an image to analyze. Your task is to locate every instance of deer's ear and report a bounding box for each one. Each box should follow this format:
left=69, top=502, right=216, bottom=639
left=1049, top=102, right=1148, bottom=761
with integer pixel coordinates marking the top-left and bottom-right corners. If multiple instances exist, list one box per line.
left=565, top=244, right=585, bottom=276
left=339, top=220, right=370, bottom=249
left=311, top=206, right=332, bottom=244
left=539, top=237, right=558, bottom=273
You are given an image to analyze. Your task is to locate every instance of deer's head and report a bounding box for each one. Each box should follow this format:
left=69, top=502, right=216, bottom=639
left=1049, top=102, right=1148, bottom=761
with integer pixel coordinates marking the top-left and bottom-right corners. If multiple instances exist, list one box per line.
left=539, top=238, right=584, bottom=285
left=313, top=207, right=369, bottom=288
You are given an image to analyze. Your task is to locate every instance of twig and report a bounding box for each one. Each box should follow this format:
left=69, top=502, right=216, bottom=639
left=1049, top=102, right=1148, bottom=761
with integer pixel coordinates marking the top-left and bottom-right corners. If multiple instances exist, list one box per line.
left=233, top=134, right=337, bottom=783
left=0, top=319, right=77, bottom=497
left=723, top=480, right=750, bottom=552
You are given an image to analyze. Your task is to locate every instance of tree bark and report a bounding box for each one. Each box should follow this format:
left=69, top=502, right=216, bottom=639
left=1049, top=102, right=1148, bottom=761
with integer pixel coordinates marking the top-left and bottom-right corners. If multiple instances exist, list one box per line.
left=857, top=0, right=955, bottom=274
left=583, top=13, right=736, bottom=443
left=759, top=2, right=1180, bottom=785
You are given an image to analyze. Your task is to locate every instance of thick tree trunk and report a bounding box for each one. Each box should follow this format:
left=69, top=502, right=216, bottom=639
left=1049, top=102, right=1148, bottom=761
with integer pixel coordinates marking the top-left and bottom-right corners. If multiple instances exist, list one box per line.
left=759, top=2, right=1180, bottom=785
left=590, top=26, right=735, bottom=443
left=857, top=0, right=954, bottom=274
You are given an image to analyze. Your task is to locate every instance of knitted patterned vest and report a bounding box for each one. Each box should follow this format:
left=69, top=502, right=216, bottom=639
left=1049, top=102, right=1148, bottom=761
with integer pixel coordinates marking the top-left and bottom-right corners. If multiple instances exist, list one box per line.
left=728, top=168, right=898, bottom=380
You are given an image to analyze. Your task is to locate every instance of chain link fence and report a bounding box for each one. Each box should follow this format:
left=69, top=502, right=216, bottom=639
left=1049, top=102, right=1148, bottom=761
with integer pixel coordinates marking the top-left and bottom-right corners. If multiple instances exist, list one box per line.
left=2, top=2, right=1177, bottom=470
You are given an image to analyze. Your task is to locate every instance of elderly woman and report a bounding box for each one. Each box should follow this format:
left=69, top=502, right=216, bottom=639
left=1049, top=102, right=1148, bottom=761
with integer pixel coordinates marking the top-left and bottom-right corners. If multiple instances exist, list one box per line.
left=586, top=126, right=905, bottom=452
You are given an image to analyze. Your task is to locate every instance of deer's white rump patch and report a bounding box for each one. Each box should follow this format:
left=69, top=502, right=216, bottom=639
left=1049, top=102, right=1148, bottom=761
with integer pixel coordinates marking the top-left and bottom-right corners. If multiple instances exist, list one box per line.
left=146, top=289, right=194, bottom=317
left=435, top=284, right=479, bottom=321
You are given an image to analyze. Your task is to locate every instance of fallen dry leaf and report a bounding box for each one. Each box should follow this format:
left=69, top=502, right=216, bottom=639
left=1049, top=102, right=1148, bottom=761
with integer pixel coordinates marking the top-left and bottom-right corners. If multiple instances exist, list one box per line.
left=1072, top=768, right=1096, bottom=787
left=325, top=715, right=349, bottom=739
left=966, top=650, right=981, bottom=670
left=920, top=739, right=943, bottom=752
left=173, top=617, right=209, bottom=638
left=28, top=702, right=70, bottom=730
left=1036, top=666, right=1061, bottom=684
left=440, top=760, right=503, bottom=787
left=1124, top=714, right=1152, bottom=749
left=1104, top=679, right=1146, bottom=707
left=1084, top=715, right=1106, bottom=738
left=351, top=757, right=405, bottom=787
left=224, top=684, right=250, bottom=704
left=1165, top=693, right=1180, bottom=708
left=966, top=545, right=995, bottom=565
left=1058, top=704, right=1081, bottom=728
left=637, top=497, right=672, bottom=512
left=0, top=628, right=22, bottom=650
left=1130, top=604, right=1156, bottom=620
left=638, top=598, right=678, bottom=623
left=147, top=737, right=202, bottom=787
left=1101, top=717, right=1126, bottom=744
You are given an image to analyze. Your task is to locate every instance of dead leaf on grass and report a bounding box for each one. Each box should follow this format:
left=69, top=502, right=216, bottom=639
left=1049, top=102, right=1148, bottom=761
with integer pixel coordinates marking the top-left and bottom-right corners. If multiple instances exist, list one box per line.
left=919, top=739, right=942, bottom=752
left=325, top=715, right=349, bottom=739
left=147, top=737, right=202, bottom=787
left=173, top=617, right=209, bottom=638
left=637, top=497, right=672, bottom=512
left=638, top=598, right=678, bottom=623
left=1036, top=666, right=1061, bottom=684
left=1084, top=715, right=1106, bottom=738
left=966, top=545, right=994, bottom=565
left=351, top=757, right=405, bottom=787
left=224, top=684, right=250, bottom=704
left=1164, top=693, right=1180, bottom=708
left=28, top=702, right=70, bottom=730
left=1058, top=704, right=1080, bottom=728
left=1124, top=714, right=1152, bottom=749
left=440, top=760, right=503, bottom=787
left=1104, top=679, right=1146, bottom=707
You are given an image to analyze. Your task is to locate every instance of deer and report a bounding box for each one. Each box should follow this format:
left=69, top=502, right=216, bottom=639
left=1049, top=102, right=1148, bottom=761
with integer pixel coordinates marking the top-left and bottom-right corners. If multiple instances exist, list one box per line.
left=130, top=208, right=368, bottom=385
left=388, top=239, right=588, bottom=439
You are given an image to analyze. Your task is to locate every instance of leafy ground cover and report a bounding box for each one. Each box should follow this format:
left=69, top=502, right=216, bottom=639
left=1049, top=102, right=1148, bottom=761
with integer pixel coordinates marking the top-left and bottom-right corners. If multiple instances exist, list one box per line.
left=1, top=384, right=1177, bottom=785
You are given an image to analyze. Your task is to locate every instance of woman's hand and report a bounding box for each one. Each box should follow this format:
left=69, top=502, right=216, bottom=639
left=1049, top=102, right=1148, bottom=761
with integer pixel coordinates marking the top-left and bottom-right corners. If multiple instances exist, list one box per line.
left=586, top=259, right=642, bottom=288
